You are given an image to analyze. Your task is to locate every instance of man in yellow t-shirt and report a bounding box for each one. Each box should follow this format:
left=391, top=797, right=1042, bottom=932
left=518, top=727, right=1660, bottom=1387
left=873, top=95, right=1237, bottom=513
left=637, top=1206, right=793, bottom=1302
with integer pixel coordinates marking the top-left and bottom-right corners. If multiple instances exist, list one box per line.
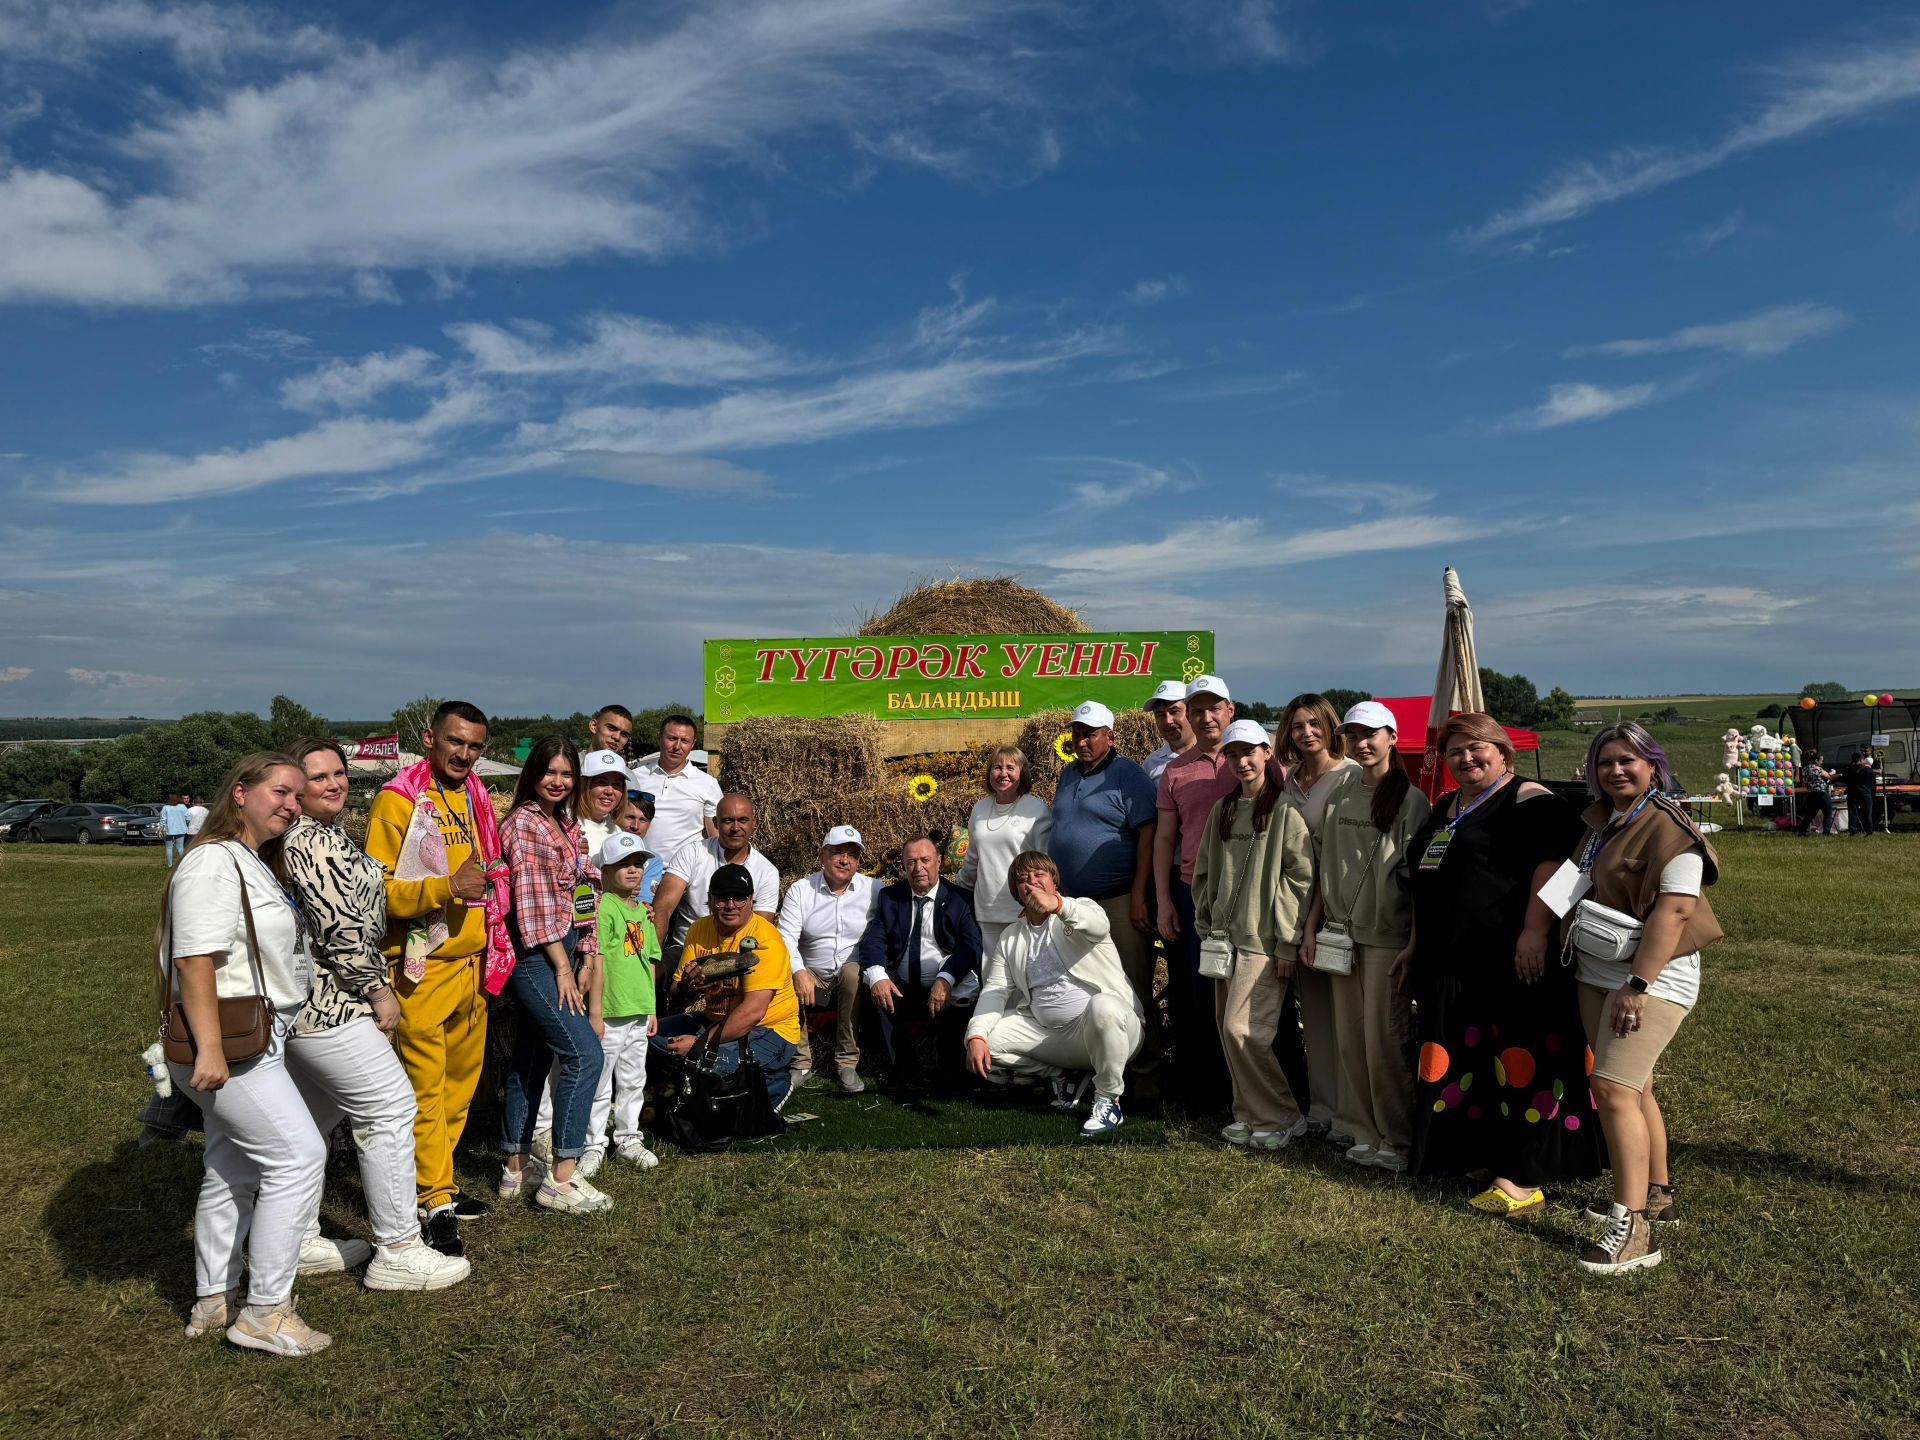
left=652, top=864, right=801, bottom=1106
left=364, top=701, right=495, bottom=1257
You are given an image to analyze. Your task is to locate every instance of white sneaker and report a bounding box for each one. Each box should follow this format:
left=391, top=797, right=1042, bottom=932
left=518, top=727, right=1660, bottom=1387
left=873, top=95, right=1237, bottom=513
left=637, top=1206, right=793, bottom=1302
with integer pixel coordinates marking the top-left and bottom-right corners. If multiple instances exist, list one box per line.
left=185, top=1288, right=241, bottom=1339
left=296, top=1234, right=372, bottom=1274
left=1369, top=1146, right=1409, bottom=1173
left=1328, top=1129, right=1358, bottom=1149
left=1079, top=1094, right=1124, bottom=1136
left=530, top=1129, right=554, bottom=1166
left=536, top=1176, right=613, bottom=1214
left=227, top=1300, right=332, bottom=1356
left=364, top=1241, right=471, bottom=1292
left=1344, top=1141, right=1377, bottom=1167
left=614, top=1138, right=660, bottom=1169
left=1051, top=1075, right=1089, bottom=1111
left=576, top=1146, right=606, bottom=1179
left=1249, top=1117, right=1312, bottom=1151
left=498, top=1160, right=542, bottom=1198
left=1220, top=1122, right=1254, bottom=1146
left=789, top=1065, right=813, bottom=1094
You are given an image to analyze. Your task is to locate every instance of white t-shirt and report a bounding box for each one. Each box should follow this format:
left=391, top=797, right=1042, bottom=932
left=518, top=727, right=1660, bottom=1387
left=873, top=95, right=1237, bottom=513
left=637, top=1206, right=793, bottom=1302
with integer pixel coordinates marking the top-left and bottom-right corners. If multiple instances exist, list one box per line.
left=184, top=805, right=209, bottom=835
left=631, top=760, right=721, bottom=860
left=161, top=840, right=310, bottom=1011
left=777, top=870, right=880, bottom=978
left=1143, top=742, right=1180, bottom=786
left=580, top=814, right=618, bottom=861
left=1575, top=844, right=1705, bottom=1008
left=958, top=793, right=1052, bottom=924
left=1025, top=920, right=1096, bottom=1030
left=664, top=836, right=781, bottom=944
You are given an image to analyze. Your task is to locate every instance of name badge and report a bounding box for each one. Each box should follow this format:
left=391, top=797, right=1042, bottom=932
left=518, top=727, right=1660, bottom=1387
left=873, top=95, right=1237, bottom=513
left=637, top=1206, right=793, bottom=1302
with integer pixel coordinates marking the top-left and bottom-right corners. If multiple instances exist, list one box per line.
left=1536, top=860, right=1592, bottom=918
left=1418, top=830, right=1453, bottom=871
left=572, top=880, right=598, bottom=924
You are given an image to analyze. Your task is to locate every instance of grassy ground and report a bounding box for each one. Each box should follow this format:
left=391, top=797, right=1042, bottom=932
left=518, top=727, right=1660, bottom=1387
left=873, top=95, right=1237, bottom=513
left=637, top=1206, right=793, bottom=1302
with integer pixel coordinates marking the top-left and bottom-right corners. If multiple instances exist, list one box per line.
left=2, top=842, right=1916, bottom=1438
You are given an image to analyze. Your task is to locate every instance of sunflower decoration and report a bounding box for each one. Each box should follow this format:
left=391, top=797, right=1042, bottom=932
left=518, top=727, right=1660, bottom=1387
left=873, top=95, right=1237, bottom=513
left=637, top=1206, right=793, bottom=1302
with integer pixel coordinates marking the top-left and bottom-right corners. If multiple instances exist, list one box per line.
left=908, top=773, right=939, bottom=804
left=1054, top=731, right=1075, bottom=763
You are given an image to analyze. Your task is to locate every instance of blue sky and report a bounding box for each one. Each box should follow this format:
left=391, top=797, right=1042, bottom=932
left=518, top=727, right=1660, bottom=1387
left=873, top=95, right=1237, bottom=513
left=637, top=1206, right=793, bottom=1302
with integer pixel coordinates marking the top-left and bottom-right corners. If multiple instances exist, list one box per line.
left=3, top=0, right=1918, bottom=719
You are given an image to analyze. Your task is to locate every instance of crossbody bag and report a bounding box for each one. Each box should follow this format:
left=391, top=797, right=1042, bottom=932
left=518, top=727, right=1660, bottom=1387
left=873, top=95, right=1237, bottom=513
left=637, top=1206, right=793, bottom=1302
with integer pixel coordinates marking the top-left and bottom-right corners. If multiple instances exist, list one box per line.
left=1197, top=826, right=1257, bottom=980
left=157, top=850, right=276, bottom=1066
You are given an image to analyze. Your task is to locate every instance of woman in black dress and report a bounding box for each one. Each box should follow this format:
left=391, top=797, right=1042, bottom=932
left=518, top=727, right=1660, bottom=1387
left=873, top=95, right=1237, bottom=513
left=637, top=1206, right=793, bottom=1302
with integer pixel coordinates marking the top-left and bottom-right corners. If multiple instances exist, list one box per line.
left=1407, top=712, right=1601, bottom=1218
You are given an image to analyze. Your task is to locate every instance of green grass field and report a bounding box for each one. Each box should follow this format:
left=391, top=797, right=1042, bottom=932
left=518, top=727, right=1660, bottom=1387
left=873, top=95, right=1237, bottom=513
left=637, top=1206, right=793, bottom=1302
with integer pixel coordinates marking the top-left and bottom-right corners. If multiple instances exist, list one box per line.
left=3, top=843, right=1916, bottom=1438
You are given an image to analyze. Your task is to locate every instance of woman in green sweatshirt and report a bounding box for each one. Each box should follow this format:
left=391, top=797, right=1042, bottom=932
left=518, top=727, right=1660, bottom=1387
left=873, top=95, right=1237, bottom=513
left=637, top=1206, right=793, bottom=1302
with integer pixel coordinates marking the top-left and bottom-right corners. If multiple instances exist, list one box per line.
left=1192, top=719, right=1315, bottom=1149
left=1303, top=702, right=1430, bottom=1172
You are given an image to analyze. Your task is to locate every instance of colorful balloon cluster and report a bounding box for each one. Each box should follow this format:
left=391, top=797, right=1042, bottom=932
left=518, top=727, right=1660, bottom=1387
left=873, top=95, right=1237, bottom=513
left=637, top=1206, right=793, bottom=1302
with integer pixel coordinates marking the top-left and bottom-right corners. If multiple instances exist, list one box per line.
left=1735, top=739, right=1795, bottom=797
left=1861, top=693, right=1896, bottom=707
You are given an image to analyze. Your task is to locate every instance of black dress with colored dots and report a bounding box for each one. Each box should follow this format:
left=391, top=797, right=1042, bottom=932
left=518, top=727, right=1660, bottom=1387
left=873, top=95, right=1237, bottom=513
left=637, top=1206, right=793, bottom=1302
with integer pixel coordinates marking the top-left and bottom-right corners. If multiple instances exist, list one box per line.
left=1406, top=780, right=1603, bottom=1187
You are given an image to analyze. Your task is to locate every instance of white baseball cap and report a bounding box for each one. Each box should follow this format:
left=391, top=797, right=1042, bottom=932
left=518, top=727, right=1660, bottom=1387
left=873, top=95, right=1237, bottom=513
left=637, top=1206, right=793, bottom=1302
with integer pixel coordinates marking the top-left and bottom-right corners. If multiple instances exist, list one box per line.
left=822, top=824, right=865, bottom=851
left=1071, top=700, right=1116, bottom=729
left=597, top=830, right=652, bottom=867
left=1186, top=673, right=1232, bottom=703
left=1144, top=680, right=1188, bottom=710
left=1221, top=719, right=1270, bottom=750
left=1341, top=700, right=1398, bottom=734
left=581, top=749, right=627, bottom=779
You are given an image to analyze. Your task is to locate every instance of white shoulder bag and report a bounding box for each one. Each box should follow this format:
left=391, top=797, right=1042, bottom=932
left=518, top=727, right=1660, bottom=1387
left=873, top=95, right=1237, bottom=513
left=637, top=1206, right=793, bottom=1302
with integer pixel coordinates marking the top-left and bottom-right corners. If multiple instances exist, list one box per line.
left=1197, top=828, right=1255, bottom=980
left=1566, top=898, right=1643, bottom=964
left=1313, top=825, right=1386, bottom=978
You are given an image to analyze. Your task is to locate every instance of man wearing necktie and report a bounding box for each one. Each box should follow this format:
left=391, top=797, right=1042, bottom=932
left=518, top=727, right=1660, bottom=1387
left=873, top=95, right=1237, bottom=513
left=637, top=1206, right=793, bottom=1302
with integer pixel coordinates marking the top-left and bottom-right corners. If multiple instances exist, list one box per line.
left=857, top=837, right=983, bottom=1093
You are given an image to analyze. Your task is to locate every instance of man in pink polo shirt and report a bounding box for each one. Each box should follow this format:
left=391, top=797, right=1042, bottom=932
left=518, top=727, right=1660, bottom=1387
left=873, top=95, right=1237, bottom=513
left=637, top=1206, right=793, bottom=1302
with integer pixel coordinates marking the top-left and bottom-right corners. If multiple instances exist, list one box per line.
left=1152, top=673, right=1245, bottom=1116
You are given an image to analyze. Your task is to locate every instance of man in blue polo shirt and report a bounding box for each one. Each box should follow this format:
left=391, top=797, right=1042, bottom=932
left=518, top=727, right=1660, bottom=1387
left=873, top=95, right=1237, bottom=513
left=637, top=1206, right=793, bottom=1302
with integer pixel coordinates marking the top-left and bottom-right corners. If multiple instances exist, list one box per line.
left=1047, top=700, right=1161, bottom=1096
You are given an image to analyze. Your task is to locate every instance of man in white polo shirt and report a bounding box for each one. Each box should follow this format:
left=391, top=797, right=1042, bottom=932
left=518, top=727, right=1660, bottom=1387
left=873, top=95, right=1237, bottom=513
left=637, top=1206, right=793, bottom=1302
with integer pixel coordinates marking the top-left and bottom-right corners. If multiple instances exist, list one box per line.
left=776, top=825, right=880, bottom=1094
left=629, top=713, right=720, bottom=860
left=1141, top=680, right=1195, bottom=786
left=651, top=792, right=780, bottom=956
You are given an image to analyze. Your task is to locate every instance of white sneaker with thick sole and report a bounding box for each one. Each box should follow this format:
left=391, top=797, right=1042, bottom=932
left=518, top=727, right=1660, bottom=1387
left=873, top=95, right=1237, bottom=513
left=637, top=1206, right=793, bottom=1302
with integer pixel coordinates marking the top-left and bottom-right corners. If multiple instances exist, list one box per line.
left=1344, top=1141, right=1377, bottom=1166
left=836, top=1067, right=866, bottom=1095
left=1221, top=1122, right=1254, bottom=1146
left=614, top=1138, right=660, bottom=1169
left=296, top=1235, right=372, bottom=1274
left=226, top=1300, right=332, bottom=1356
left=576, top=1146, right=606, bottom=1180
left=536, top=1176, right=614, bottom=1214
left=364, top=1241, right=471, bottom=1292
left=1249, top=1117, right=1312, bottom=1151
left=1079, top=1094, right=1125, bottom=1136
left=1369, top=1146, right=1409, bottom=1173
left=498, top=1160, right=543, bottom=1199
left=1328, top=1129, right=1357, bottom=1149
left=185, top=1288, right=242, bottom=1339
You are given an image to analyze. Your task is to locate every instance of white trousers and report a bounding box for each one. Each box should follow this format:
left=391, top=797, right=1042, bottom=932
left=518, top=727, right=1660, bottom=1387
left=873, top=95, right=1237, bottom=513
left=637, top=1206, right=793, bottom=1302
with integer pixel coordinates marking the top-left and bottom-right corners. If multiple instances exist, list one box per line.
left=286, top=1015, right=420, bottom=1248
left=169, top=1019, right=326, bottom=1306
left=535, top=1017, right=650, bottom=1149
left=974, top=992, right=1142, bottom=1099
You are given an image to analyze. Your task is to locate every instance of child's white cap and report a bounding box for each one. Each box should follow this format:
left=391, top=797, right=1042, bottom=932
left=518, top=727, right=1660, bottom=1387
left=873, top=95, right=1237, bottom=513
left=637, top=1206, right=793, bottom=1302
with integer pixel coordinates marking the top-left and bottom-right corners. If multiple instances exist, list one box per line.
left=598, top=831, right=652, bottom=867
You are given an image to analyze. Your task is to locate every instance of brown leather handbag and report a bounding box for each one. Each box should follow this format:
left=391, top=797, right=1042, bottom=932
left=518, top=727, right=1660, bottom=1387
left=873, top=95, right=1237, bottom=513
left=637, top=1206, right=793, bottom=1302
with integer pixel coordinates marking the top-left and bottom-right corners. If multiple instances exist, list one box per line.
left=158, top=850, right=277, bottom=1066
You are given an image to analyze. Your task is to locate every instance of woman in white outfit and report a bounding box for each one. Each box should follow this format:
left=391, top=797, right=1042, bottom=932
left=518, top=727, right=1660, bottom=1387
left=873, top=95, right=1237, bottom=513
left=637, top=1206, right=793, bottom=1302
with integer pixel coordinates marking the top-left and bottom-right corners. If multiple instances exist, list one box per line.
left=282, top=738, right=470, bottom=1293
left=163, top=752, right=330, bottom=1356
left=956, top=745, right=1052, bottom=963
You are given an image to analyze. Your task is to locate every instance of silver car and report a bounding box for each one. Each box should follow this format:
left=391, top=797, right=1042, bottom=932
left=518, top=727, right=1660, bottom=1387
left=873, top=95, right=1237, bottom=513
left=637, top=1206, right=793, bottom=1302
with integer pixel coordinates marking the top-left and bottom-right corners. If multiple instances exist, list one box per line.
left=24, top=803, right=138, bottom=844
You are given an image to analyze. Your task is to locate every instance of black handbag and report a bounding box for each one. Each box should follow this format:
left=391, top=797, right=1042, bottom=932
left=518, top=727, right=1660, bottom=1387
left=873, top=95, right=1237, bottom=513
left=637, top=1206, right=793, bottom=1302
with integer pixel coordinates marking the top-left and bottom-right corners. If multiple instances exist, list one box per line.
left=660, top=1032, right=788, bottom=1151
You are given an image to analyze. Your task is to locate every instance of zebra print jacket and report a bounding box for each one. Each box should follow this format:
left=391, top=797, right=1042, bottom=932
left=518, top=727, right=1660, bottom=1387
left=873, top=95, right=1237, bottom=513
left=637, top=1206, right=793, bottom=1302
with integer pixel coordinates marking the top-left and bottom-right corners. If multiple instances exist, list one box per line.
left=284, top=814, right=391, bottom=1034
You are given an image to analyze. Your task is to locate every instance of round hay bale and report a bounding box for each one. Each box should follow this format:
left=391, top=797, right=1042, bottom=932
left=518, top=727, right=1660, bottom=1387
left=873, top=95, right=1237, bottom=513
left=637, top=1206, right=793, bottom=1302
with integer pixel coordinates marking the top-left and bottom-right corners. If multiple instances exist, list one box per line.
left=860, top=576, right=1086, bottom=637
left=714, top=715, right=888, bottom=851
left=773, top=782, right=975, bottom=885
left=1016, top=708, right=1160, bottom=798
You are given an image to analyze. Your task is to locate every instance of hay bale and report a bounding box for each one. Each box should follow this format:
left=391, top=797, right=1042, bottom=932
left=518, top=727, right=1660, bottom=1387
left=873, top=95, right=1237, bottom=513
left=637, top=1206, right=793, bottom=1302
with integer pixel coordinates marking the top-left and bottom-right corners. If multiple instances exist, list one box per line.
left=714, top=715, right=889, bottom=851
left=1016, top=708, right=1160, bottom=798
left=773, top=782, right=974, bottom=885
left=861, top=576, right=1087, bottom=637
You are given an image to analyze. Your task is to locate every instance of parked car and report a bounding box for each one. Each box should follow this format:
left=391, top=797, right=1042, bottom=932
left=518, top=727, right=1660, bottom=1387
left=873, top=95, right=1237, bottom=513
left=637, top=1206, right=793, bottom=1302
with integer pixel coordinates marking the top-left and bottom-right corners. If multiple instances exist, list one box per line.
left=0, top=800, right=58, bottom=841
left=119, top=808, right=163, bottom=844
left=24, top=804, right=138, bottom=845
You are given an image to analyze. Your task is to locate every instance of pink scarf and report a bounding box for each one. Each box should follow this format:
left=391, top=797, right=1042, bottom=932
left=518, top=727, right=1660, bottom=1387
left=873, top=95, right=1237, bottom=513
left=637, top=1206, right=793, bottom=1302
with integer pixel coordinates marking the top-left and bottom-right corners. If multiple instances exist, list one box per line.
left=383, top=760, right=517, bottom=996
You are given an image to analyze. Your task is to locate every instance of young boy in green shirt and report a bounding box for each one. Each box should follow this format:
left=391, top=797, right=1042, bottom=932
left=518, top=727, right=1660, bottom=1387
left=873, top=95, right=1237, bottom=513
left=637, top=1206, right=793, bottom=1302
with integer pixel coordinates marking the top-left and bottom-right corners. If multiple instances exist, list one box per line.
left=594, top=831, right=662, bottom=1168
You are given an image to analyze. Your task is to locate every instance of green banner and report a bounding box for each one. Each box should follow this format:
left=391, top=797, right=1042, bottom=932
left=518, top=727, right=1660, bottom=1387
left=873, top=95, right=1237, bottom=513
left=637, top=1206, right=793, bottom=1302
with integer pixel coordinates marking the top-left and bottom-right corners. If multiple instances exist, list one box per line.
left=705, top=631, right=1215, bottom=723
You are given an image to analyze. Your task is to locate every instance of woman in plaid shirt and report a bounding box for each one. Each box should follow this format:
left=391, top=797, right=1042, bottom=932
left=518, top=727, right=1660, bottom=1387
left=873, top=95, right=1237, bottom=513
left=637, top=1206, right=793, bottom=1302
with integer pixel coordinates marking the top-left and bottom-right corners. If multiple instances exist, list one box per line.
left=496, top=737, right=611, bottom=1215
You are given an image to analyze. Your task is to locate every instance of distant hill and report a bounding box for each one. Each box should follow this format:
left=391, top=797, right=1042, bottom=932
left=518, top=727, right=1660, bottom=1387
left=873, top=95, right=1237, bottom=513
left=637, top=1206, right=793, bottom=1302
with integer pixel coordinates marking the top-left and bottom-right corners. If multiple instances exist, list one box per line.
left=0, top=717, right=160, bottom=741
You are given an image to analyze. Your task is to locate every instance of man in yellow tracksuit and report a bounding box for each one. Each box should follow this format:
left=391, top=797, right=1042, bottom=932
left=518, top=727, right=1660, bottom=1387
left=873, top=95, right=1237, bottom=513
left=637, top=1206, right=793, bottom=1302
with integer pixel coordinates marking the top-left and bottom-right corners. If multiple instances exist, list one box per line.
left=365, top=702, right=495, bottom=1258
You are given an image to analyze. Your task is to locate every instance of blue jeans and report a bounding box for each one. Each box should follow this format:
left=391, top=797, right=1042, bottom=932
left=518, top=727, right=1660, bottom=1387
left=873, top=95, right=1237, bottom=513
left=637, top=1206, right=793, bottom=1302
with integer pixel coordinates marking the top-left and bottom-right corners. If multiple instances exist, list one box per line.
left=502, top=931, right=603, bottom=1160
left=164, top=835, right=186, bottom=865
left=649, top=1013, right=798, bottom=1106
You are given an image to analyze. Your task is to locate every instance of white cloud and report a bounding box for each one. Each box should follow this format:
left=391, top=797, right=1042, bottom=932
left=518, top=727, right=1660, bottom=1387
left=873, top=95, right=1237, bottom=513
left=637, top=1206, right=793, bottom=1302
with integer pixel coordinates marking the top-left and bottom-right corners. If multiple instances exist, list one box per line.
left=280, top=347, right=439, bottom=412
left=0, top=0, right=340, bottom=71
left=1166, top=0, right=1301, bottom=66
left=1690, top=209, right=1745, bottom=251
left=1126, top=275, right=1189, bottom=305
left=1275, top=475, right=1433, bottom=513
left=1045, top=513, right=1500, bottom=574
left=1058, top=457, right=1202, bottom=509
left=446, top=314, right=796, bottom=385
left=1463, top=26, right=1920, bottom=245
left=0, top=666, right=30, bottom=682
left=0, top=0, right=1073, bottom=306
left=1164, top=369, right=1308, bottom=401
left=1483, top=583, right=1805, bottom=635
left=1499, top=381, right=1656, bottom=432
left=45, top=387, right=494, bottom=504
left=1565, top=302, right=1849, bottom=360
left=66, top=666, right=176, bottom=687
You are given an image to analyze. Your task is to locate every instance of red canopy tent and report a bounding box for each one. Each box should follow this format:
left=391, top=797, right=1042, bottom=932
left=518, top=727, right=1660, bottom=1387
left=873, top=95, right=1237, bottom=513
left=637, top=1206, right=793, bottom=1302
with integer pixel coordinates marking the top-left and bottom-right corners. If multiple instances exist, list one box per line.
left=1374, top=695, right=1540, bottom=797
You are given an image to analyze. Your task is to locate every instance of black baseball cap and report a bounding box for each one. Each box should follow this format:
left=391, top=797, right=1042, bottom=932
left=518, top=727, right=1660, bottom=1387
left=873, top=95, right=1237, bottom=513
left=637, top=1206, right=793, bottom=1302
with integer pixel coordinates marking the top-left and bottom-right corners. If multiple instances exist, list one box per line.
left=708, top=863, right=754, bottom=900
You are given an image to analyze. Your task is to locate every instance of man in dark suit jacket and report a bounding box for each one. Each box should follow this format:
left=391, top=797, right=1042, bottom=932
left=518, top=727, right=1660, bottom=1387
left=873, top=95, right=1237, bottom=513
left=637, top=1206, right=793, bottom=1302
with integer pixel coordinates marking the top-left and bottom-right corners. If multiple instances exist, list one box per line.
left=857, top=836, right=983, bottom=1092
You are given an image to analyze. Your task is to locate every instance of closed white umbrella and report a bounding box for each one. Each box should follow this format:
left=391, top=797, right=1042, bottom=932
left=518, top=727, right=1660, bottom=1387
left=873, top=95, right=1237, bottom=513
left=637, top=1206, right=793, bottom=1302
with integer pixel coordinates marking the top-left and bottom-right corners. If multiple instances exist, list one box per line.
left=1422, top=566, right=1483, bottom=795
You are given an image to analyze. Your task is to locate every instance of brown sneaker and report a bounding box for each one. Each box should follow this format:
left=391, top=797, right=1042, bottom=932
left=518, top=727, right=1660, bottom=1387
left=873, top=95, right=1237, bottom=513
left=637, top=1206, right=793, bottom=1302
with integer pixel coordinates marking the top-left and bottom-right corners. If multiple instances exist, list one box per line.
left=226, top=1299, right=333, bottom=1356
left=1577, top=1204, right=1663, bottom=1275
left=1645, top=1181, right=1680, bottom=1226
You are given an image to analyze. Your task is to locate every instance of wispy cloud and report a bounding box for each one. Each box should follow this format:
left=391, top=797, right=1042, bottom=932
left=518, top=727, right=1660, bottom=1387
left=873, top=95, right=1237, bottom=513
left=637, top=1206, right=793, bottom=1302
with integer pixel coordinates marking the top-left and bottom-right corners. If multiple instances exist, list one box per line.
left=1165, top=0, right=1303, bottom=67
left=1057, top=457, right=1202, bottom=510
left=1565, top=302, right=1849, bottom=360
left=1463, top=25, right=1920, bottom=245
left=0, top=0, right=340, bottom=72
left=0, top=666, right=31, bottom=683
left=1126, top=275, right=1189, bottom=305
left=0, top=0, right=1077, bottom=306
left=1163, top=369, right=1308, bottom=402
left=447, top=314, right=797, bottom=385
left=1274, top=474, right=1433, bottom=513
left=1045, top=512, right=1502, bottom=574
left=280, top=347, right=440, bottom=413
left=1690, top=209, right=1745, bottom=252
left=1498, top=381, right=1656, bottom=432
